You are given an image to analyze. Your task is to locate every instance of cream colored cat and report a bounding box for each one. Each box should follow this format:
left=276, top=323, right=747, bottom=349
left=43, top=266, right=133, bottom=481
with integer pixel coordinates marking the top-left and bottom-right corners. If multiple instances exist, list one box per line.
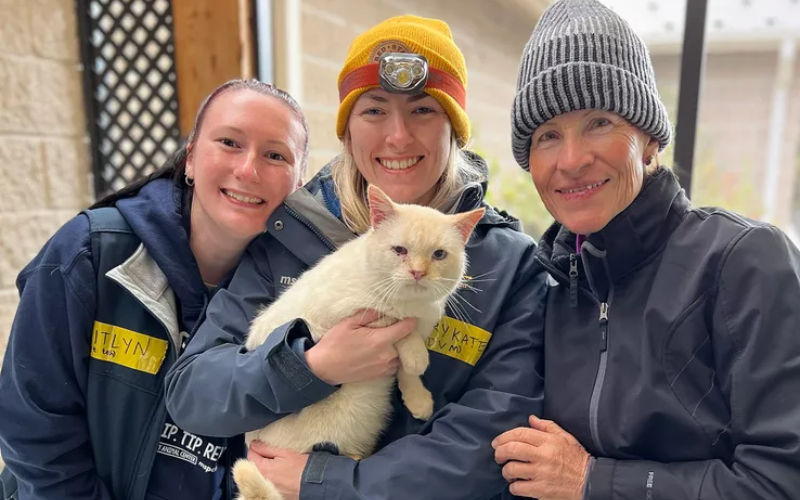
left=232, top=185, right=484, bottom=500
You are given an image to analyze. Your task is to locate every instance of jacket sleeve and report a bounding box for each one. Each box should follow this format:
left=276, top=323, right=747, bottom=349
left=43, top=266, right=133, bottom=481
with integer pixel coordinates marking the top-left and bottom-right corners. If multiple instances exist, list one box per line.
left=584, top=225, right=800, bottom=500
left=0, top=220, right=115, bottom=500
left=165, top=248, right=337, bottom=438
left=300, top=244, right=547, bottom=500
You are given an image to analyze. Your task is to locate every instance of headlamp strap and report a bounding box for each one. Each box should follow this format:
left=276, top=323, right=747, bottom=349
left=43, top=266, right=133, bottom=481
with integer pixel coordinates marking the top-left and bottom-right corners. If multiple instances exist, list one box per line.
left=339, top=62, right=466, bottom=109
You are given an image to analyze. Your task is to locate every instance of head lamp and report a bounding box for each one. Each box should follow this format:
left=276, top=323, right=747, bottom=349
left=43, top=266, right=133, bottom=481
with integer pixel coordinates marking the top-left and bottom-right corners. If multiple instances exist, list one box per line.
left=378, top=53, right=428, bottom=94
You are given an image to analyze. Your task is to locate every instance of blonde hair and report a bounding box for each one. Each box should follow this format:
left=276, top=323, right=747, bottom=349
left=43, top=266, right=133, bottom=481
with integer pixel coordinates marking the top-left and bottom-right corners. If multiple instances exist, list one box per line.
left=331, top=135, right=485, bottom=234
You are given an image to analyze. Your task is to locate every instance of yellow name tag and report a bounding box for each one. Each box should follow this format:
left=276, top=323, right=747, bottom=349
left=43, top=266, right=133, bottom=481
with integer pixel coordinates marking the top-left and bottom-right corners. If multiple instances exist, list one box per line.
left=90, top=321, right=169, bottom=375
left=426, top=317, right=492, bottom=366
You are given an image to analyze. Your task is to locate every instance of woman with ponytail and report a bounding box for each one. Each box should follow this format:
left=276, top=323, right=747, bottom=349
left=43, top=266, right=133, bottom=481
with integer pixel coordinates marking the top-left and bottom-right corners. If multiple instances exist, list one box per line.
left=0, top=79, right=309, bottom=500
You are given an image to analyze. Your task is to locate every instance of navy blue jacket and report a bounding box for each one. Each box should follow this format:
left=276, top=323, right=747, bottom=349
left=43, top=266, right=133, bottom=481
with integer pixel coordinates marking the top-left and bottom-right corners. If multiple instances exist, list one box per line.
left=0, top=179, right=234, bottom=500
left=535, top=168, right=800, bottom=499
left=165, top=162, right=548, bottom=500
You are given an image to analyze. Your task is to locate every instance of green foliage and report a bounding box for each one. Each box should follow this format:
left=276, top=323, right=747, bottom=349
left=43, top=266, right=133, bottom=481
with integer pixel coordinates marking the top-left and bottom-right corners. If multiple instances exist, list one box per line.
left=474, top=148, right=553, bottom=240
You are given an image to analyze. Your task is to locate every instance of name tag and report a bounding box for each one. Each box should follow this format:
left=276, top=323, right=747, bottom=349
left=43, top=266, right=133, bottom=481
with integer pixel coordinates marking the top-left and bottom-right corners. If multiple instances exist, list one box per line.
left=426, top=317, right=492, bottom=366
left=90, top=321, right=169, bottom=375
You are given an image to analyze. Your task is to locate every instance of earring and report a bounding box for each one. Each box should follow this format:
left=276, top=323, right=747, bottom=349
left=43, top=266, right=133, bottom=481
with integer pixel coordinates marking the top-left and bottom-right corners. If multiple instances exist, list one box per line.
left=184, top=172, right=194, bottom=187
left=645, top=156, right=654, bottom=166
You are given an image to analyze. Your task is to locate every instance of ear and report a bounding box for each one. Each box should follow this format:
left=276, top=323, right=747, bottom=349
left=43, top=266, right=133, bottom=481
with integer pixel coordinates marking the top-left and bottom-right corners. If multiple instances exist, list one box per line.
left=184, top=144, right=195, bottom=178
left=453, top=207, right=485, bottom=243
left=644, top=137, right=659, bottom=162
left=367, top=184, right=396, bottom=228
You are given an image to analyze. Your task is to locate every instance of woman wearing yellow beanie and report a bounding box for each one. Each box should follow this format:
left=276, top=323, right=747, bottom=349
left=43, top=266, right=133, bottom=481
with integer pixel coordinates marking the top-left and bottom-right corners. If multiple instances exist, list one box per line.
left=165, top=15, right=547, bottom=500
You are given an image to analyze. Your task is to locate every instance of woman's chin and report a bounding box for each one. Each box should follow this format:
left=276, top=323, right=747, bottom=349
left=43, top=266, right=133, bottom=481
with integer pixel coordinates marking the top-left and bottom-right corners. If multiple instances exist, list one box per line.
left=561, top=214, right=610, bottom=236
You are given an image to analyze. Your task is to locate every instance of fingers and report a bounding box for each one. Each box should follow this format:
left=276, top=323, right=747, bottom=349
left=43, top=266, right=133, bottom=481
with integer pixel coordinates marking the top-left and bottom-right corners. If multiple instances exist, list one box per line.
left=529, top=415, right=580, bottom=445
left=249, top=440, right=291, bottom=459
left=492, top=426, right=548, bottom=448
left=501, top=460, right=535, bottom=482
left=382, top=316, right=418, bottom=342
left=494, top=440, right=537, bottom=466
left=349, top=309, right=382, bottom=327
left=247, top=446, right=269, bottom=464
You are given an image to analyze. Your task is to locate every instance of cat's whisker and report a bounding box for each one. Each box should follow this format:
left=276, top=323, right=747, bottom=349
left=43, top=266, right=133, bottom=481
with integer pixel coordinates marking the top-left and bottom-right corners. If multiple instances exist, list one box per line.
left=434, top=277, right=486, bottom=294
left=368, top=279, right=399, bottom=315
left=445, top=297, right=470, bottom=325
left=361, top=278, right=403, bottom=320
left=448, top=289, right=481, bottom=318
left=435, top=276, right=492, bottom=289
left=426, top=280, right=474, bottom=325
left=365, top=276, right=396, bottom=295
left=467, top=270, right=497, bottom=280
left=376, top=279, right=404, bottom=313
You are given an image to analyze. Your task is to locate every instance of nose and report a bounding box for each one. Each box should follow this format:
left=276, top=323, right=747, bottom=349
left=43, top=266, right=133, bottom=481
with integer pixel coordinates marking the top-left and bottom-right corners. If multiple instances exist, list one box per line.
left=385, top=114, right=414, bottom=151
left=410, top=269, right=426, bottom=281
left=233, top=150, right=260, bottom=182
left=556, top=134, right=593, bottom=176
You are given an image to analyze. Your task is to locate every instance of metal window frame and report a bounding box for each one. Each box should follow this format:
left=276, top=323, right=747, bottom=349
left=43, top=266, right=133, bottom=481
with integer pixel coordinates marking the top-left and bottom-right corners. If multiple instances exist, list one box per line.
left=75, top=0, right=182, bottom=199
left=674, top=0, right=709, bottom=199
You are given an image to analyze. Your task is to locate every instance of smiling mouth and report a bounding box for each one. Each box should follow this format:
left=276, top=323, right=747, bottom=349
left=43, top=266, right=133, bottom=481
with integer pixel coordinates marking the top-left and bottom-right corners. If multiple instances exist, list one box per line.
left=377, top=156, right=423, bottom=170
left=556, top=179, right=610, bottom=194
left=221, top=188, right=265, bottom=205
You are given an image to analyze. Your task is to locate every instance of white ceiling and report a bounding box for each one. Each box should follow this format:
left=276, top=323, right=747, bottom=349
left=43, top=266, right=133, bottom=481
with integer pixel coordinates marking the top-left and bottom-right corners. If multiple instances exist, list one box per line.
left=598, top=0, right=800, bottom=45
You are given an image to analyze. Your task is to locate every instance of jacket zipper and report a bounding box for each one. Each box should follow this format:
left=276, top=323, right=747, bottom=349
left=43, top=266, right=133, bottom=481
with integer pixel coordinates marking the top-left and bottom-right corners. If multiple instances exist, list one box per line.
left=536, top=254, right=610, bottom=455
left=588, top=301, right=609, bottom=455
left=283, top=204, right=338, bottom=251
left=569, top=253, right=579, bottom=307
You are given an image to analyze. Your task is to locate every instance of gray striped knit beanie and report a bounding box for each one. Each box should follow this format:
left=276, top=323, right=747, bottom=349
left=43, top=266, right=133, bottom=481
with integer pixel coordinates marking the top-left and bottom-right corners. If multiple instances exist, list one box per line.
left=511, top=0, right=672, bottom=170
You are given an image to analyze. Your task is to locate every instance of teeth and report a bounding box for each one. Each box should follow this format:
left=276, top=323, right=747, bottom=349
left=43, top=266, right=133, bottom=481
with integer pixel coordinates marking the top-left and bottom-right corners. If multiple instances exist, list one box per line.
left=223, top=189, right=264, bottom=204
left=561, top=180, right=606, bottom=194
left=379, top=157, right=421, bottom=170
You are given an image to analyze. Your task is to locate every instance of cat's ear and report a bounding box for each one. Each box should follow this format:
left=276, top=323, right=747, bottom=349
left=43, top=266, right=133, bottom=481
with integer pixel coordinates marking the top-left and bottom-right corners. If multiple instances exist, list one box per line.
left=452, top=207, right=485, bottom=243
left=367, top=184, right=395, bottom=228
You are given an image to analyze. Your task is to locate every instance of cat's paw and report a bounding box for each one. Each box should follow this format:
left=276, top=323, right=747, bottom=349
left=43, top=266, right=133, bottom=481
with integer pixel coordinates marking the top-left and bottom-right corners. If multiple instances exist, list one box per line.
left=397, top=338, right=430, bottom=375
left=402, top=386, right=434, bottom=420
left=233, top=458, right=283, bottom=500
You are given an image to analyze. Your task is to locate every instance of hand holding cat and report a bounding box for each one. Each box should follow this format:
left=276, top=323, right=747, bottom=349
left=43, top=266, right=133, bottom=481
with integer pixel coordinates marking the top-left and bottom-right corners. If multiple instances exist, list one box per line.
left=304, top=309, right=418, bottom=386
left=247, top=440, right=307, bottom=500
left=492, top=415, right=591, bottom=500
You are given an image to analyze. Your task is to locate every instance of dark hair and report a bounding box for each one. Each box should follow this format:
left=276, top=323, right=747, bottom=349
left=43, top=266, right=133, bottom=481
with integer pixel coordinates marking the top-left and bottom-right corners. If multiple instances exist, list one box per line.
left=91, top=79, right=309, bottom=209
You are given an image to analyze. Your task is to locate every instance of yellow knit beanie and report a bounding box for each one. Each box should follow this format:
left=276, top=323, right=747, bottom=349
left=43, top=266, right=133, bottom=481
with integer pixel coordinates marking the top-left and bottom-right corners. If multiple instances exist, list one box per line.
left=336, top=15, right=470, bottom=147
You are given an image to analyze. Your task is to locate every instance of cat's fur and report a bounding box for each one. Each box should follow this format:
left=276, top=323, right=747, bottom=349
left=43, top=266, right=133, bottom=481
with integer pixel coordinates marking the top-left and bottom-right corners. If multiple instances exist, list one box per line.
left=232, top=185, right=485, bottom=500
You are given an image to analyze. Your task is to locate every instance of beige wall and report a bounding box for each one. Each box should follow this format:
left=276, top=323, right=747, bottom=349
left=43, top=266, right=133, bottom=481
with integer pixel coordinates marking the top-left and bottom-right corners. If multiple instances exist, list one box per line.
left=295, top=0, right=538, bottom=177
left=651, top=49, right=800, bottom=228
left=0, top=0, right=91, bottom=355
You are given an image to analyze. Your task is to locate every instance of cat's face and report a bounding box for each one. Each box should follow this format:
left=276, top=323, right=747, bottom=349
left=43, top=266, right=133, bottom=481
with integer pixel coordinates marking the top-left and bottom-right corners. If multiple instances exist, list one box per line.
left=363, top=186, right=484, bottom=304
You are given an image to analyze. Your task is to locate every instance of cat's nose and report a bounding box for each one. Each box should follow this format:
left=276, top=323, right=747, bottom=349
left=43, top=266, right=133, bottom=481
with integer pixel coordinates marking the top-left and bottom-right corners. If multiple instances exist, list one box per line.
left=410, top=270, right=426, bottom=281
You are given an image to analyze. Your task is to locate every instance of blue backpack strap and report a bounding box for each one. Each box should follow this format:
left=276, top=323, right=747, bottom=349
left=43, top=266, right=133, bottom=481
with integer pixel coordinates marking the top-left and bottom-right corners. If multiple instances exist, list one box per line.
left=82, top=207, right=137, bottom=277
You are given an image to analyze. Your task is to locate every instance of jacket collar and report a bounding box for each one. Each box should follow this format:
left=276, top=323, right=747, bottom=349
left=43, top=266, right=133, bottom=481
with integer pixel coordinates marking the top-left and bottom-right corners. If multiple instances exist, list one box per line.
left=105, top=242, right=182, bottom=350
left=536, top=168, right=690, bottom=284
left=114, top=178, right=207, bottom=330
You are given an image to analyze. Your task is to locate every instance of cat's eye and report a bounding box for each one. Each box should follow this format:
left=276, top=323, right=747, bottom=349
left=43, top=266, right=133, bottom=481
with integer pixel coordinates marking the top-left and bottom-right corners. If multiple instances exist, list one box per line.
left=432, top=249, right=447, bottom=260
left=392, top=246, right=408, bottom=255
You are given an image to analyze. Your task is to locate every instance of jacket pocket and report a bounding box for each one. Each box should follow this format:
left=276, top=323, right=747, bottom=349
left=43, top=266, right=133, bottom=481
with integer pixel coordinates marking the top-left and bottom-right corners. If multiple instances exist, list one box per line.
left=663, top=293, right=731, bottom=450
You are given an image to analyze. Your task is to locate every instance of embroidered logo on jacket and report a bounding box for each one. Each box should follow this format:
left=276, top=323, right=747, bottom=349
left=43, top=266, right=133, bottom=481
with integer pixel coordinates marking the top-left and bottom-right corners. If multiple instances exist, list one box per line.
left=279, top=275, right=297, bottom=286
left=158, top=420, right=227, bottom=473
left=426, top=317, right=492, bottom=366
left=90, top=321, right=168, bottom=375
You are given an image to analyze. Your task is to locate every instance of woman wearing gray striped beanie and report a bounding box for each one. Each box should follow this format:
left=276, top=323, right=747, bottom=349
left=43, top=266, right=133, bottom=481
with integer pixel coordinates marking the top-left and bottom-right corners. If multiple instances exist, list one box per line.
left=493, top=1, right=800, bottom=500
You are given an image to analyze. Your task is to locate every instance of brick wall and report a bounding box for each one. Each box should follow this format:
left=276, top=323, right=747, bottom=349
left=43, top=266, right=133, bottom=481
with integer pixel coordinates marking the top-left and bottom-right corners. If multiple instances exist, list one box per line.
left=0, top=0, right=91, bottom=355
